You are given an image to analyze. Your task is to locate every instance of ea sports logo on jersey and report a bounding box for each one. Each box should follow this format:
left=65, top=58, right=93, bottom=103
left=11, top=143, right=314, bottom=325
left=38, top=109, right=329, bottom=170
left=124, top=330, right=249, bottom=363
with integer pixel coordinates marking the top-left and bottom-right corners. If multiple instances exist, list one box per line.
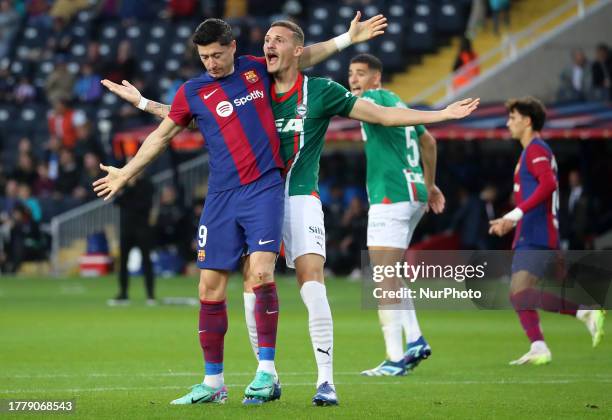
left=216, top=101, right=233, bottom=117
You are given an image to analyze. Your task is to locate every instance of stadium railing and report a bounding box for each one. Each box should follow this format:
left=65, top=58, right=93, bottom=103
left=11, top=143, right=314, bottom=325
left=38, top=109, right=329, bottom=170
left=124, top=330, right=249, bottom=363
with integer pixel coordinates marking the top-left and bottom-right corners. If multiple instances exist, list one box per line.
left=50, top=153, right=208, bottom=276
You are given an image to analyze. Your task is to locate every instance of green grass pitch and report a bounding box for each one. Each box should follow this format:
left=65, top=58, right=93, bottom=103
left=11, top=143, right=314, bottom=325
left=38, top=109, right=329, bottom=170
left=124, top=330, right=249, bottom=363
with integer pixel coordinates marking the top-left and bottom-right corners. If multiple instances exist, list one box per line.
left=0, top=275, right=610, bottom=419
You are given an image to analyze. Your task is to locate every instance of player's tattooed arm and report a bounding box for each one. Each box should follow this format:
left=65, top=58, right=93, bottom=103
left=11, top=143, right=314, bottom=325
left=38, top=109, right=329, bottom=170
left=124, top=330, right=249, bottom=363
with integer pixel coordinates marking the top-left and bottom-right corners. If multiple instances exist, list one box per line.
left=147, top=101, right=198, bottom=130
left=349, top=97, right=480, bottom=126
left=93, top=118, right=184, bottom=201
left=100, top=79, right=198, bottom=130
left=299, top=11, right=387, bottom=69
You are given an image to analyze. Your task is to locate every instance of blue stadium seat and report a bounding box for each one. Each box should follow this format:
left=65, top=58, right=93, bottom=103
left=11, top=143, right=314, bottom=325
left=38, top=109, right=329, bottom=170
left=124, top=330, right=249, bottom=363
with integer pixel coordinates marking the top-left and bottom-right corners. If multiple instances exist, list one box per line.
left=436, top=1, right=465, bottom=34
left=406, top=18, right=435, bottom=52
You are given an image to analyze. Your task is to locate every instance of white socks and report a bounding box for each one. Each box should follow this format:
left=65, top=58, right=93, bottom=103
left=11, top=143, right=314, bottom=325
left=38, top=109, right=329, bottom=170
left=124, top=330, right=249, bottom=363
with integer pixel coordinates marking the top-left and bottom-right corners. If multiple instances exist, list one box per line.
left=300, top=281, right=334, bottom=387
left=243, top=292, right=259, bottom=360
left=203, top=373, right=224, bottom=388
left=401, top=296, right=423, bottom=344
left=378, top=308, right=404, bottom=362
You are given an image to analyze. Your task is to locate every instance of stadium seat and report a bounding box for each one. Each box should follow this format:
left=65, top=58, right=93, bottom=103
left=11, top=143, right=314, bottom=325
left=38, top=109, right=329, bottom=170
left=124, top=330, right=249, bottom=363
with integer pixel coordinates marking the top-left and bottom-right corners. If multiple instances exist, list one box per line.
left=70, top=23, right=91, bottom=42
left=70, top=42, right=88, bottom=60
left=436, top=1, right=465, bottom=34
left=406, top=18, right=436, bottom=52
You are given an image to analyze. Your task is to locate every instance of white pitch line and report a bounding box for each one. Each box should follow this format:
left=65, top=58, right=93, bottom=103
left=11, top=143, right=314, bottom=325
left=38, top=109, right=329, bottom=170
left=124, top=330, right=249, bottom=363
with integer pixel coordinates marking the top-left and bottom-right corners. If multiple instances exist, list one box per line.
left=2, top=378, right=612, bottom=395
left=3, top=371, right=612, bottom=379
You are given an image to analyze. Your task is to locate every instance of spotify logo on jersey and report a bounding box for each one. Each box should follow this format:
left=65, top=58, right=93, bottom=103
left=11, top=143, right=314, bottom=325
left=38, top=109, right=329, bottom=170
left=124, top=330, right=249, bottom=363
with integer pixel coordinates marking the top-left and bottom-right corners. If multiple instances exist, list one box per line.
left=216, top=101, right=233, bottom=117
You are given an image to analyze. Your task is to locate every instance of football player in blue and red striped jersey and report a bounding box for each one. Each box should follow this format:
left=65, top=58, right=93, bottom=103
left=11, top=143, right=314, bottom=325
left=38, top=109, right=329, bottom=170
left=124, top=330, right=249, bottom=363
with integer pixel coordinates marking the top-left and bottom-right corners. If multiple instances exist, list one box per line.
left=93, top=16, right=388, bottom=406
left=489, top=97, right=605, bottom=365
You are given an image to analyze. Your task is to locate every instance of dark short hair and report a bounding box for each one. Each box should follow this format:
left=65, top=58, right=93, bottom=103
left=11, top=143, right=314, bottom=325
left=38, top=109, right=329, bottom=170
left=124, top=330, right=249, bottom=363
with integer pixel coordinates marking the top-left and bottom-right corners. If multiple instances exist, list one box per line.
left=505, top=96, right=547, bottom=131
left=350, top=53, right=383, bottom=73
left=270, top=20, right=304, bottom=46
left=192, top=18, right=233, bottom=47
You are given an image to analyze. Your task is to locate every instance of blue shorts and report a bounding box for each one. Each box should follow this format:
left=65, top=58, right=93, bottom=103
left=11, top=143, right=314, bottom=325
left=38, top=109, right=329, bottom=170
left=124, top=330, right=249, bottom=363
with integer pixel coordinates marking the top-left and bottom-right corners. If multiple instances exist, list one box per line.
left=511, top=245, right=557, bottom=278
left=195, top=170, right=283, bottom=271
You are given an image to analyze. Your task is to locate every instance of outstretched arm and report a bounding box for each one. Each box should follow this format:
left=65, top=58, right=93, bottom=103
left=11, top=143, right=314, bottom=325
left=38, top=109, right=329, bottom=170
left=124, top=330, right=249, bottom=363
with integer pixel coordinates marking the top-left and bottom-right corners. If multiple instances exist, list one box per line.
left=349, top=97, right=480, bottom=126
left=299, top=11, right=387, bottom=69
left=92, top=117, right=184, bottom=201
left=101, top=79, right=198, bottom=130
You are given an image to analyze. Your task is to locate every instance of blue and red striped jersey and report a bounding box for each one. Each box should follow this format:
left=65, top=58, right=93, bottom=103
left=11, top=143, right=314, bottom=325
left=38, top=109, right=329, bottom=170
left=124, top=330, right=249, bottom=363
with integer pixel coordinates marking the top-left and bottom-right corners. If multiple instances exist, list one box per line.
left=169, top=55, right=283, bottom=192
left=512, top=138, right=560, bottom=250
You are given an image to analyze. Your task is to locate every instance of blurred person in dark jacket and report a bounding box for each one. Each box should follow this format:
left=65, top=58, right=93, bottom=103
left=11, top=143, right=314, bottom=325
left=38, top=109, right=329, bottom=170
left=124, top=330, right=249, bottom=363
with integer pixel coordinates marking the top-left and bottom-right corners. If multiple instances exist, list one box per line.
left=591, top=43, right=612, bottom=100
left=450, top=186, right=489, bottom=249
left=561, top=169, right=592, bottom=249
left=108, top=173, right=155, bottom=305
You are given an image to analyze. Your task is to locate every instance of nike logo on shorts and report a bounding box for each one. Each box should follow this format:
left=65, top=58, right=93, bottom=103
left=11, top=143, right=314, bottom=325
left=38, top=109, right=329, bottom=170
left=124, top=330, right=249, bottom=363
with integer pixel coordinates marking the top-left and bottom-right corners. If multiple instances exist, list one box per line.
left=258, top=239, right=275, bottom=245
left=266, top=310, right=278, bottom=315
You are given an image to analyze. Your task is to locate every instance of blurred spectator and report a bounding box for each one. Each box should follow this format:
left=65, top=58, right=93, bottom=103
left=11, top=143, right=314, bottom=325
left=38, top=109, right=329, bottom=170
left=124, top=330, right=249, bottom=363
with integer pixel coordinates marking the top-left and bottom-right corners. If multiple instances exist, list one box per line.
left=17, top=137, right=33, bottom=156
left=85, top=41, right=103, bottom=73
left=54, top=147, right=79, bottom=197
left=0, top=67, right=15, bottom=102
left=49, top=0, right=90, bottom=21
left=46, top=16, right=73, bottom=57
left=13, top=76, right=36, bottom=103
left=162, top=71, right=184, bottom=105
left=47, top=98, right=86, bottom=149
left=325, top=196, right=367, bottom=276
left=26, top=0, right=51, bottom=27
left=1, top=202, right=44, bottom=273
left=33, top=161, right=54, bottom=197
left=163, top=0, right=198, bottom=20
left=1, top=178, right=19, bottom=218
left=0, top=163, right=7, bottom=194
left=43, top=136, right=61, bottom=181
left=561, top=170, right=592, bottom=249
left=450, top=186, right=489, bottom=250
left=94, top=0, right=119, bottom=21
left=74, top=62, right=103, bottom=103
left=453, top=36, right=480, bottom=90
left=118, top=0, right=152, bottom=23
left=0, top=0, right=20, bottom=59
left=245, top=24, right=265, bottom=56
left=73, top=151, right=103, bottom=201
left=11, top=152, right=37, bottom=187
left=488, top=0, right=510, bottom=35
left=591, top=43, right=612, bottom=101
left=44, top=58, right=75, bottom=104
left=17, top=181, right=41, bottom=222
left=466, top=0, right=486, bottom=39
left=73, top=120, right=104, bottom=162
left=103, top=40, right=136, bottom=84
left=152, top=184, right=189, bottom=252
left=558, top=49, right=592, bottom=102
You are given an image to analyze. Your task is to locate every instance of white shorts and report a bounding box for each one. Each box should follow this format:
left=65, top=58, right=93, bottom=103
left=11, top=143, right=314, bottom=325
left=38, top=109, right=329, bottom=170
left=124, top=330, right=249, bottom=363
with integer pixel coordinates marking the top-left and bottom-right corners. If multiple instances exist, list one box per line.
left=283, top=195, right=326, bottom=269
left=367, top=202, right=426, bottom=249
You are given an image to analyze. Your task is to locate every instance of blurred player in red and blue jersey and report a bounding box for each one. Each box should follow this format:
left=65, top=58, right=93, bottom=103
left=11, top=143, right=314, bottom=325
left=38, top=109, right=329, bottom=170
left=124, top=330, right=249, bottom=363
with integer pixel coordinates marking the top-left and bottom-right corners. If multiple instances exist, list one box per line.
left=489, top=97, right=605, bottom=365
left=92, top=17, right=378, bottom=405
